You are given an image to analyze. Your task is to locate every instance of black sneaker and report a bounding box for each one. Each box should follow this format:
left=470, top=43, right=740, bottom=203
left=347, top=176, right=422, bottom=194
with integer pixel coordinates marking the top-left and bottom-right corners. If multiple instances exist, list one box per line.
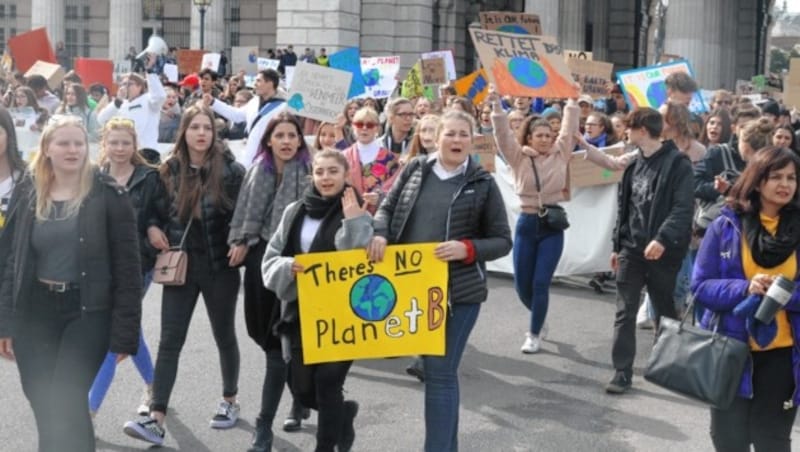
left=605, top=371, right=632, bottom=394
left=338, top=400, right=359, bottom=452
left=123, top=416, right=165, bottom=446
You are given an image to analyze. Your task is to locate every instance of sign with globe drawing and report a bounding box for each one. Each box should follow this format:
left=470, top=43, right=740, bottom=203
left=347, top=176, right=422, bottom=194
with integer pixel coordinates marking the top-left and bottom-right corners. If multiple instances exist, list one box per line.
left=294, top=243, right=448, bottom=364
left=616, top=59, right=708, bottom=115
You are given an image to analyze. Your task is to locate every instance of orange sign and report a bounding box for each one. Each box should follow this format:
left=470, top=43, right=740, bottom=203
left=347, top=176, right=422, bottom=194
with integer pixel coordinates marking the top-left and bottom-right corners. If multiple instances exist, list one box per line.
left=177, top=49, right=207, bottom=75
left=74, top=58, right=114, bottom=92
left=7, top=28, right=57, bottom=72
left=453, top=68, right=489, bottom=105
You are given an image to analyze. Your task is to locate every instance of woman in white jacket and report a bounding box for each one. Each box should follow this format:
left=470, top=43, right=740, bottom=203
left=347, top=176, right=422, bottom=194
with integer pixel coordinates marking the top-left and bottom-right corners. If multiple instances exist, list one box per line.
left=97, top=54, right=166, bottom=152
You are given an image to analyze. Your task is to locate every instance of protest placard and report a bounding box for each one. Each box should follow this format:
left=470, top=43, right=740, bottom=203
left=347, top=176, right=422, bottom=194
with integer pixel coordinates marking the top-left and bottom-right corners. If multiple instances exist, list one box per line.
left=469, top=29, right=578, bottom=98
left=163, top=63, right=179, bottom=83
left=295, top=243, right=448, bottom=364
left=286, top=63, right=352, bottom=123
left=735, top=79, right=755, bottom=95
left=616, top=59, right=707, bottom=115
left=24, top=61, right=64, bottom=90
left=479, top=11, right=542, bottom=35
left=231, top=46, right=258, bottom=74
left=472, top=134, right=497, bottom=173
left=453, top=68, right=489, bottom=105
left=751, top=74, right=767, bottom=92
left=421, top=50, right=457, bottom=81
left=284, top=66, right=296, bottom=89
left=0, top=52, right=12, bottom=73
left=73, top=58, right=113, bottom=92
left=177, top=49, right=206, bottom=74
left=421, top=57, right=447, bottom=85
left=7, top=28, right=57, bottom=73
left=566, top=59, right=613, bottom=98
left=257, top=57, right=280, bottom=71
left=564, top=50, right=593, bottom=60
left=201, top=52, right=221, bottom=72
left=401, top=61, right=424, bottom=98
left=570, top=143, right=627, bottom=188
left=329, top=47, right=366, bottom=99
left=360, top=56, right=401, bottom=98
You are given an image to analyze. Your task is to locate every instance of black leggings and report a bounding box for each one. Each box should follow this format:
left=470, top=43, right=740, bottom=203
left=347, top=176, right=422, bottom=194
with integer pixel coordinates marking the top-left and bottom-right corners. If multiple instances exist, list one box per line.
left=15, top=284, right=111, bottom=452
left=710, top=347, right=798, bottom=452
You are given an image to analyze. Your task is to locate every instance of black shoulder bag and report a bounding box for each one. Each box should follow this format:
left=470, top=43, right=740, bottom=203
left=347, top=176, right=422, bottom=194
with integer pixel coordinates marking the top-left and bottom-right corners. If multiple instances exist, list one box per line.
left=530, top=157, right=569, bottom=231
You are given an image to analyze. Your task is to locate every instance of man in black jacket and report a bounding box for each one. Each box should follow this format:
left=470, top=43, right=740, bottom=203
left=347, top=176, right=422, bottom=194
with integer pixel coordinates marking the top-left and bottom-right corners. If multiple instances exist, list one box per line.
left=606, top=108, right=694, bottom=394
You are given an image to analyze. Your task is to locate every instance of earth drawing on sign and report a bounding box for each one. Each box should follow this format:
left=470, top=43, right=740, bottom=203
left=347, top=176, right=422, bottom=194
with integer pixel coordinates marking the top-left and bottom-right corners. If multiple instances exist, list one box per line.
left=349, top=274, right=397, bottom=321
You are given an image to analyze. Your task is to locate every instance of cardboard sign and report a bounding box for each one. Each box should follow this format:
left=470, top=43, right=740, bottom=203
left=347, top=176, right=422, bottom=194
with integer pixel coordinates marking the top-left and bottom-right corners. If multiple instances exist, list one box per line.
left=421, top=50, right=457, bottom=81
left=570, top=143, right=627, bottom=188
left=73, top=58, right=113, bottom=92
left=177, top=49, right=206, bottom=75
left=421, top=57, right=447, bottom=85
left=479, top=11, right=542, bottom=35
left=257, top=58, right=280, bottom=71
left=10, top=106, right=37, bottom=129
left=360, top=56, right=401, bottom=99
left=401, top=61, right=424, bottom=98
left=24, top=60, right=64, bottom=90
left=469, top=29, right=578, bottom=98
left=566, top=59, right=613, bottom=99
left=564, top=50, right=593, bottom=60
left=201, top=52, right=221, bottom=72
left=453, top=68, right=489, bottom=105
left=616, top=59, right=707, bottom=115
left=735, top=79, right=755, bottom=95
left=329, top=47, right=366, bottom=99
left=286, top=63, right=352, bottom=123
left=231, top=46, right=258, bottom=74
left=295, top=243, right=448, bottom=364
left=472, top=134, right=497, bottom=173
left=7, top=28, right=57, bottom=73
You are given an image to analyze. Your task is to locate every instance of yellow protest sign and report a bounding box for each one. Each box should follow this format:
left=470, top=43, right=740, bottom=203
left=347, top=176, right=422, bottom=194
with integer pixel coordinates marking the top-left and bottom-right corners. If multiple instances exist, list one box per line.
left=294, top=243, right=449, bottom=364
left=401, top=60, right=424, bottom=98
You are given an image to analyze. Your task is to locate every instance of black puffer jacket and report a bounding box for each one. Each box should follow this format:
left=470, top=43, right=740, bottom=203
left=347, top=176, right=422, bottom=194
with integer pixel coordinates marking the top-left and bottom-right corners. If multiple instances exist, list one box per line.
left=0, top=170, right=142, bottom=354
left=0, top=172, right=31, bottom=302
left=373, top=156, right=512, bottom=305
left=150, top=152, right=245, bottom=272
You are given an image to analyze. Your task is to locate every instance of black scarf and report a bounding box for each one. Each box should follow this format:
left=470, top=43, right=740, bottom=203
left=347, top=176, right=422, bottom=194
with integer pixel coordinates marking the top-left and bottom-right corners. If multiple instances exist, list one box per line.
left=303, top=184, right=344, bottom=219
left=742, top=206, right=800, bottom=268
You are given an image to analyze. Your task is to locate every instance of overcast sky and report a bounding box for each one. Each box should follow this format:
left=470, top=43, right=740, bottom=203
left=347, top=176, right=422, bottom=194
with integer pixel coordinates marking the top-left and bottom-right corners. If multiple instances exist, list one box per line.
left=786, top=0, right=800, bottom=12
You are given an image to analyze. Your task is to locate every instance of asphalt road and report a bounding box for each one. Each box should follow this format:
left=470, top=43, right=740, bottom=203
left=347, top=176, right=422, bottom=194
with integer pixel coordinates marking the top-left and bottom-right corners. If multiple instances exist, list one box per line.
left=2, top=275, right=799, bottom=451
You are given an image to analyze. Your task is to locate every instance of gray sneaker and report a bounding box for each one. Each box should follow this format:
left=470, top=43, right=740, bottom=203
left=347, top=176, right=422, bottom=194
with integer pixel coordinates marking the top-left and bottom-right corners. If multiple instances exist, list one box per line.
left=123, top=416, right=165, bottom=446
left=210, top=399, right=240, bottom=429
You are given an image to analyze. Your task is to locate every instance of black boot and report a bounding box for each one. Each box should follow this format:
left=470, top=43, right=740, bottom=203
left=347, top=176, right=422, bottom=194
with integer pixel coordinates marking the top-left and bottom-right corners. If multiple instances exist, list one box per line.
left=247, top=416, right=273, bottom=452
left=337, top=400, right=359, bottom=452
left=283, top=399, right=311, bottom=432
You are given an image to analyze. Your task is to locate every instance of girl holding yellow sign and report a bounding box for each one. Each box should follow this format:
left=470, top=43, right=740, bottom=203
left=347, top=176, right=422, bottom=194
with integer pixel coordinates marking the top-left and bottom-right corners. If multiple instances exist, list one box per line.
left=369, top=110, right=512, bottom=452
left=262, top=150, right=374, bottom=452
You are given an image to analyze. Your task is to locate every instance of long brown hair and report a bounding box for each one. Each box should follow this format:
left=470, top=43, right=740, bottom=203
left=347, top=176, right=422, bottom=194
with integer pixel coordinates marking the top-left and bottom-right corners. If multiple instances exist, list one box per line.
left=161, top=104, right=233, bottom=222
left=727, top=146, right=800, bottom=214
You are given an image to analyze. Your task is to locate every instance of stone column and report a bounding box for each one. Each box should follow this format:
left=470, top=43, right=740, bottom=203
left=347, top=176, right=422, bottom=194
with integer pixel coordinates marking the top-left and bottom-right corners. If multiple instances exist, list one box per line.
left=361, top=0, right=432, bottom=72
left=591, top=0, right=609, bottom=60
left=109, top=0, right=143, bottom=62
left=31, top=0, right=65, bottom=47
left=191, top=0, right=225, bottom=51
left=526, top=0, right=559, bottom=37
left=275, top=0, right=360, bottom=54
left=559, top=0, right=586, bottom=50
left=664, top=0, right=723, bottom=89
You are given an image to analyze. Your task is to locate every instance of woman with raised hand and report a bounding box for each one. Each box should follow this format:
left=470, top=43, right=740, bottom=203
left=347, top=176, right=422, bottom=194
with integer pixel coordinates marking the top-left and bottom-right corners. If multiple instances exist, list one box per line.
left=692, top=146, right=800, bottom=451
left=367, top=109, right=511, bottom=451
left=55, top=83, right=100, bottom=142
left=262, top=149, right=374, bottom=452
left=87, top=117, right=160, bottom=419
left=227, top=112, right=312, bottom=451
left=0, top=116, right=141, bottom=452
left=489, top=84, right=579, bottom=354
left=123, top=105, right=245, bottom=446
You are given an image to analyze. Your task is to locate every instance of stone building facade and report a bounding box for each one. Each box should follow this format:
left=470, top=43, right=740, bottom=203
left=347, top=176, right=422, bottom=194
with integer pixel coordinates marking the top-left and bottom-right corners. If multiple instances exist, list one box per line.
left=1, top=0, right=774, bottom=90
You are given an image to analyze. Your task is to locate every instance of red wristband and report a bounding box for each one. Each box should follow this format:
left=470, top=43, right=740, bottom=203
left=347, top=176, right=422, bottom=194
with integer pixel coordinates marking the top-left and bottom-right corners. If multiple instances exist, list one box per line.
left=460, top=239, right=476, bottom=264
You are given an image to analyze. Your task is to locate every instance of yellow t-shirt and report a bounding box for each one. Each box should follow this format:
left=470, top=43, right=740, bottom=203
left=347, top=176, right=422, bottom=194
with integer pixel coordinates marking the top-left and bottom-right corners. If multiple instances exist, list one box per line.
left=741, top=213, right=796, bottom=351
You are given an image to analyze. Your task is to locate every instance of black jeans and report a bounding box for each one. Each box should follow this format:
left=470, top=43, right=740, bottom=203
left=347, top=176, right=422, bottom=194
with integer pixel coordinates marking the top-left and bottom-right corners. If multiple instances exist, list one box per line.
left=151, top=251, right=241, bottom=413
left=289, top=333, right=353, bottom=452
left=15, top=283, right=111, bottom=452
left=611, top=248, right=682, bottom=376
left=710, top=347, right=798, bottom=452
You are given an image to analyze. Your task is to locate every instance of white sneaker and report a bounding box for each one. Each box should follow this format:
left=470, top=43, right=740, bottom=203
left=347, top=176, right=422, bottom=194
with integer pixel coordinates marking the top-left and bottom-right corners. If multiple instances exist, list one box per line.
left=123, top=416, right=165, bottom=446
left=210, top=399, right=240, bottom=429
left=521, top=333, right=540, bottom=354
left=136, top=385, right=152, bottom=416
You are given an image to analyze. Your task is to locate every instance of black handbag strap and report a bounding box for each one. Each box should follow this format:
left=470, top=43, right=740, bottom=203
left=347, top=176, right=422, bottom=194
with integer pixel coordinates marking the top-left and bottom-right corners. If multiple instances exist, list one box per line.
left=677, top=293, right=720, bottom=334
left=530, top=157, right=546, bottom=213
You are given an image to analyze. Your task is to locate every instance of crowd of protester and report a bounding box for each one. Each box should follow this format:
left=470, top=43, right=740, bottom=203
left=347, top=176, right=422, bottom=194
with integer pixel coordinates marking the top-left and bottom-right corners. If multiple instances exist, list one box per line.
left=2, top=45, right=800, bottom=452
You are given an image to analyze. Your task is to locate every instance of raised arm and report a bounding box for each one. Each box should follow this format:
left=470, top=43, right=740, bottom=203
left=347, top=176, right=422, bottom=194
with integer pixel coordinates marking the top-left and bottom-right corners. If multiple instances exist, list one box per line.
left=488, top=88, right=525, bottom=168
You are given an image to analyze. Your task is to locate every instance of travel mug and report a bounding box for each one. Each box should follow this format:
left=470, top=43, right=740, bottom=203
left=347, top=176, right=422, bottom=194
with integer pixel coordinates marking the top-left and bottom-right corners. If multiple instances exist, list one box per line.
left=754, top=275, right=795, bottom=323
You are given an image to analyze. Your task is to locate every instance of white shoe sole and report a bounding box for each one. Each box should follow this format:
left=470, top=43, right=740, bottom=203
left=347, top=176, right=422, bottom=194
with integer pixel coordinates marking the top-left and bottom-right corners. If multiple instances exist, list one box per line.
left=123, top=421, right=164, bottom=446
left=210, top=417, right=239, bottom=429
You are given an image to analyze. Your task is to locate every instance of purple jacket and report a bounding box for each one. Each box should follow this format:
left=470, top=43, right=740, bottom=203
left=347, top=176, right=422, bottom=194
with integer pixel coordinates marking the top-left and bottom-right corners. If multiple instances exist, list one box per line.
left=691, top=207, right=800, bottom=405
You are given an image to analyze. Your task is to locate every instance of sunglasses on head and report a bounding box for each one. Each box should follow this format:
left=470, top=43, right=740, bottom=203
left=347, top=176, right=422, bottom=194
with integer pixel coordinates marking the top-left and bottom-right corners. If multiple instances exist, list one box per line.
left=353, top=121, right=377, bottom=129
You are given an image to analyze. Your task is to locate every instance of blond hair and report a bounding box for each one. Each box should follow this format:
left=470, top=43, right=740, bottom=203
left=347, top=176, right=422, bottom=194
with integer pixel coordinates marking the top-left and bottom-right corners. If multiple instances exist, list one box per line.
left=30, top=116, right=94, bottom=220
left=97, top=116, right=148, bottom=167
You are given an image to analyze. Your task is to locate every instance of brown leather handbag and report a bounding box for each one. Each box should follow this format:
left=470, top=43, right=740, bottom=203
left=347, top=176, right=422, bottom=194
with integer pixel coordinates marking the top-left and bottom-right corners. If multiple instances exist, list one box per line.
left=153, top=219, right=192, bottom=286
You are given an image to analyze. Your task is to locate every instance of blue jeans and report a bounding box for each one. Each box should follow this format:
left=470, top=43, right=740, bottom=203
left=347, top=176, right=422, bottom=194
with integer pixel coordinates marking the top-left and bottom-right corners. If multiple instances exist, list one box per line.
left=423, top=303, right=481, bottom=452
left=88, top=271, right=155, bottom=412
left=512, top=213, right=564, bottom=335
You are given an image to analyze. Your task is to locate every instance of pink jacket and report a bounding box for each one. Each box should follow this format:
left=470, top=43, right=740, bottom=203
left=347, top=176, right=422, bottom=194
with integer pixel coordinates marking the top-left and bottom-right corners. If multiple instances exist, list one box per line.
left=491, top=101, right=579, bottom=213
left=342, top=143, right=401, bottom=201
